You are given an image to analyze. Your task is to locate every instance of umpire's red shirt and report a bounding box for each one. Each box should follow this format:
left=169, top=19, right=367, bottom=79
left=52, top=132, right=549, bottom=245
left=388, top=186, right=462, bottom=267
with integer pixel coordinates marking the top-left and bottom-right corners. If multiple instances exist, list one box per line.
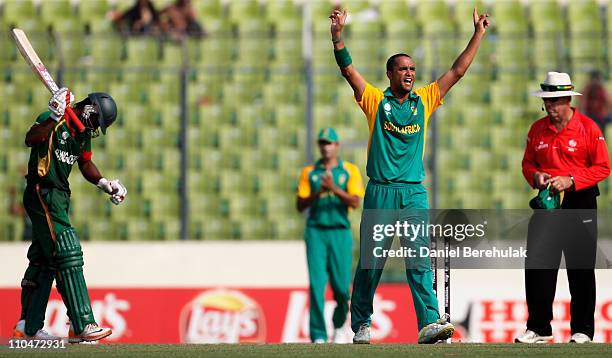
left=522, top=108, right=610, bottom=191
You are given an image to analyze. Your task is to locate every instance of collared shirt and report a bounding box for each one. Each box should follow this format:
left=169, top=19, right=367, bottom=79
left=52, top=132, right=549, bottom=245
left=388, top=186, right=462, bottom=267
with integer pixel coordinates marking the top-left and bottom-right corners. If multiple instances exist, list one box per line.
left=26, top=111, right=92, bottom=192
left=357, top=82, right=442, bottom=183
left=297, top=159, right=365, bottom=228
left=522, top=108, right=610, bottom=191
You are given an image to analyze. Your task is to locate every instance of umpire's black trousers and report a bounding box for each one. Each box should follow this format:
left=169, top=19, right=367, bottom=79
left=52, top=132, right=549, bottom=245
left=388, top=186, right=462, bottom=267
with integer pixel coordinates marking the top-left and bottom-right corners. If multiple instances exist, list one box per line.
left=525, top=187, right=599, bottom=339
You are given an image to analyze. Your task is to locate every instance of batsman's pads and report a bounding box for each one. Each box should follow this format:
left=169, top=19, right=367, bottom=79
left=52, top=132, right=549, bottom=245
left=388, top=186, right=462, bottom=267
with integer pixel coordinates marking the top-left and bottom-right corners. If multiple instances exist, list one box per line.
left=55, top=228, right=95, bottom=335
left=87, top=93, right=117, bottom=135
left=20, top=263, right=55, bottom=336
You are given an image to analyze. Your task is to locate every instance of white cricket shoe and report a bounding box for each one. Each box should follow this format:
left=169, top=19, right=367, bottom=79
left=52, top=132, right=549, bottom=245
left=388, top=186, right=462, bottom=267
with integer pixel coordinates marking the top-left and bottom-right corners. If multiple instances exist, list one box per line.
left=514, top=329, right=553, bottom=343
left=332, top=328, right=346, bottom=344
left=76, top=323, right=112, bottom=342
left=313, top=338, right=326, bottom=344
left=68, top=322, right=98, bottom=344
left=569, top=333, right=591, bottom=344
left=13, top=319, right=60, bottom=340
left=418, top=314, right=454, bottom=344
left=352, top=324, right=370, bottom=344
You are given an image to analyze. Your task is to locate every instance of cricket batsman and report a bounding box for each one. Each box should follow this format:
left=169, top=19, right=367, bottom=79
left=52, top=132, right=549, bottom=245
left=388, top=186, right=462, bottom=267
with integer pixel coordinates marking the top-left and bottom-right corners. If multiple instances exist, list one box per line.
left=12, top=88, right=124, bottom=342
left=296, top=128, right=365, bottom=343
left=329, top=8, right=489, bottom=343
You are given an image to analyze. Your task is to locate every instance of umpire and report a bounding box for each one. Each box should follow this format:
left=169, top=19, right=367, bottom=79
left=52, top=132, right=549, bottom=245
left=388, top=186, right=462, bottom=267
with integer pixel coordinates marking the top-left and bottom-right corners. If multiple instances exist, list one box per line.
left=517, top=72, right=610, bottom=344
left=296, top=128, right=365, bottom=343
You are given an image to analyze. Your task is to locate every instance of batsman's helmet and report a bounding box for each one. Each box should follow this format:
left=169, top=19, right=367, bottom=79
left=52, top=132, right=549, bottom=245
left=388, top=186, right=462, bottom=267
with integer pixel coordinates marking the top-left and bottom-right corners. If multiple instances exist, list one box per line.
left=88, top=92, right=117, bottom=135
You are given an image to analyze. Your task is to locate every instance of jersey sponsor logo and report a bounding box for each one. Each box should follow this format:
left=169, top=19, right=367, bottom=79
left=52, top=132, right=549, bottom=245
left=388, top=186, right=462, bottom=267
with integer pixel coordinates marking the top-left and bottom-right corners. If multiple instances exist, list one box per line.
left=536, top=141, right=549, bottom=151
left=383, top=120, right=421, bottom=135
left=54, top=149, right=79, bottom=165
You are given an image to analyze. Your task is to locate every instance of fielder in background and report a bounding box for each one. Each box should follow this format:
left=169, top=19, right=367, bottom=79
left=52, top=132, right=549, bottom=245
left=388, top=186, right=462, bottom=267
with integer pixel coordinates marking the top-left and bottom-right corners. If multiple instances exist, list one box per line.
left=13, top=88, right=126, bottom=343
left=296, top=128, right=365, bottom=343
left=329, top=8, right=489, bottom=344
left=516, top=72, right=610, bottom=344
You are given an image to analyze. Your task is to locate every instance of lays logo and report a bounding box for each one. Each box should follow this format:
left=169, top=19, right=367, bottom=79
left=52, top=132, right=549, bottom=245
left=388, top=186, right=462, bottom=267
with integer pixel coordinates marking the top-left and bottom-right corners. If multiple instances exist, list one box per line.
left=179, top=289, right=266, bottom=343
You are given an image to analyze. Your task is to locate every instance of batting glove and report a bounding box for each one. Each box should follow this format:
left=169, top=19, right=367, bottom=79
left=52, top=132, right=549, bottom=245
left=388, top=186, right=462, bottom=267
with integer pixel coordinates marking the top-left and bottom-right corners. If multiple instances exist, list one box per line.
left=48, top=87, right=75, bottom=122
left=109, top=179, right=127, bottom=205
left=96, top=178, right=113, bottom=194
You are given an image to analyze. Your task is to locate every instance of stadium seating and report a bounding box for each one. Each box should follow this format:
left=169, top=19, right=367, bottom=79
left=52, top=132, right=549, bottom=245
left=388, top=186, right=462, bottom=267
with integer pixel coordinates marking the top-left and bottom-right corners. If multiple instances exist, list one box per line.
left=0, top=0, right=609, bottom=241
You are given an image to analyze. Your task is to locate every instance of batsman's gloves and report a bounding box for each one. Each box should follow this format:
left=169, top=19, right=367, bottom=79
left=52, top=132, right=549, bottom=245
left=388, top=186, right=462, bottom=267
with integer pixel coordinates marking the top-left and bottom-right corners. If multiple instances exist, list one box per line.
left=109, top=179, right=127, bottom=205
left=48, top=87, right=75, bottom=122
left=96, top=178, right=127, bottom=205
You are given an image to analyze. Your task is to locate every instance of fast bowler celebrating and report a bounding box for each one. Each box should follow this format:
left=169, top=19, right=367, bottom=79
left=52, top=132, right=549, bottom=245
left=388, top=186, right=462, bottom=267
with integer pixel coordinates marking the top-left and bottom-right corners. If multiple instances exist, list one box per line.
left=329, top=8, right=489, bottom=344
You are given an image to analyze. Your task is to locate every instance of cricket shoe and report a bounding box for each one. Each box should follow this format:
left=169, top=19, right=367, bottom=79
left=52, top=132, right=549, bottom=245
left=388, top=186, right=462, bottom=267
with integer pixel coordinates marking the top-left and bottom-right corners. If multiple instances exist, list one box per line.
left=313, top=338, right=326, bottom=344
left=418, top=314, right=454, bottom=344
left=75, top=323, right=112, bottom=342
left=13, top=319, right=60, bottom=340
left=514, top=329, right=553, bottom=343
left=352, top=324, right=370, bottom=344
left=68, top=322, right=98, bottom=344
left=569, top=333, right=591, bottom=344
left=332, top=328, right=346, bottom=344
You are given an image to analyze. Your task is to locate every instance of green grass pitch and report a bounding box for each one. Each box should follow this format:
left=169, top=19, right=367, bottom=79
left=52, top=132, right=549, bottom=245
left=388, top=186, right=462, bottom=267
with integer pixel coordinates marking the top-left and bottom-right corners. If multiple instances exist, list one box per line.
left=1, top=343, right=610, bottom=357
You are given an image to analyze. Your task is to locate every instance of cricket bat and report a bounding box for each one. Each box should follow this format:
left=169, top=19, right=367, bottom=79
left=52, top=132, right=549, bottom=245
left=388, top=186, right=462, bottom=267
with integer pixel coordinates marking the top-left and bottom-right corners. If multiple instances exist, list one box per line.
left=11, top=28, right=85, bottom=132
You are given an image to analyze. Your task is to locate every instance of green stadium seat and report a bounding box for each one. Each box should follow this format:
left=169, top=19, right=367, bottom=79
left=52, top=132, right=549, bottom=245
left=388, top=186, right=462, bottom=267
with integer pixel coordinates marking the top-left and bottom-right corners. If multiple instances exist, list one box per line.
left=146, top=193, right=180, bottom=220
left=0, top=217, right=24, bottom=241
left=194, top=0, right=223, bottom=19
left=40, top=0, right=75, bottom=28
left=454, top=1, right=485, bottom=34
left=228, top=0, right=262, bottom=23
left=567, top=0, right=603, bottom=34
left=238, top=218, right=274, bottom=240
left=188, top=170, right=220, bottom=194
left=189, top=192, right=221, bottom=218
left=77, top=0, right=111, bottom=26
left=157, top=219, right=181, bottom=240
left=266, top=0, right=301, bottom=25
left=222, top=194, right=258, bottom=221
left=272, top=216, right=303, bottom=240
left=529, top=0, right=564, bottom=35
left=193, top=36, right=233, bottom=67
left=120, top=219, right=158, bottom=241
left=87, top=36, right=124, bottom=67
left=2, top=1, right=36, bottom=22
left=492, top=1, right=528, bottom=35
left=309, top=1, right=335, bottom=35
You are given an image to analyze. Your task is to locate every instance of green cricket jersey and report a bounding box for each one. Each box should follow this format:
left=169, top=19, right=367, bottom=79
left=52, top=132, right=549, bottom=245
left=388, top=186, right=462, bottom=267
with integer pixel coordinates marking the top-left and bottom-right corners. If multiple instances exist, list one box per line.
left=357, top=82, right=442, bottom=183
left=26, top=111, right=92, bottom=192
left=297, top=159, right=365, bottom=228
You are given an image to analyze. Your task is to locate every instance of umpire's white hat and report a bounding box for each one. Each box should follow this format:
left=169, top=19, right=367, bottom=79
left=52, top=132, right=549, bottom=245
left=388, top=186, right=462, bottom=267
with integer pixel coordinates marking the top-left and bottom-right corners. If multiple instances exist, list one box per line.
left=532, top=72, right=582, bottom=98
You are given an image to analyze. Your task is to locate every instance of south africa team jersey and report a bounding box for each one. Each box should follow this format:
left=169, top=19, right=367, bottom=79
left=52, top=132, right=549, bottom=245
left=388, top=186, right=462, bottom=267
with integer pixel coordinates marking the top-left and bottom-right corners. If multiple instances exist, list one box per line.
left=26, top=111, right=92, bottom=192
left=357, top=82, right=442, bottom=183
left=297, top=159, right=365, bottom=228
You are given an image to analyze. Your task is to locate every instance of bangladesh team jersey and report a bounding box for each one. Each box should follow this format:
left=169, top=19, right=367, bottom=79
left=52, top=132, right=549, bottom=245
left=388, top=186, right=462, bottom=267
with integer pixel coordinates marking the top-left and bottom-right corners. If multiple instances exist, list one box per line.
left=357, top=82, right=442, bottom=183
left=297, top=159, right=365, bottom=228
left=26, top=111, right=92, bottom=192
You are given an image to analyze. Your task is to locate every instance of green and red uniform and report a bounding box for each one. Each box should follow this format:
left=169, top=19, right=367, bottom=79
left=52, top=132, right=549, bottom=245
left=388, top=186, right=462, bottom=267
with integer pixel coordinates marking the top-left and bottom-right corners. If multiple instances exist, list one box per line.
left=20, top=112, right=96, bottom=336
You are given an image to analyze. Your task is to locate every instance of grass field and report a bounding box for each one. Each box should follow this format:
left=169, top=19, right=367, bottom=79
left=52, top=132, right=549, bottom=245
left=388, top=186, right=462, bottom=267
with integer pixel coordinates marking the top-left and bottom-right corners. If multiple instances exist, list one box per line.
left=1, top=343, right=610, bottom=357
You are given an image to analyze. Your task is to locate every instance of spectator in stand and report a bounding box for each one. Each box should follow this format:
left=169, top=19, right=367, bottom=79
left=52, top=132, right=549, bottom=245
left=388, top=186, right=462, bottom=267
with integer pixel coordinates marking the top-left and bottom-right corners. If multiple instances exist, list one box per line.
left=160, top=0, right=205, bottom=41
left=580, top=70, right=611, bottom=132
left=111, top=0, right=162, bottom=36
